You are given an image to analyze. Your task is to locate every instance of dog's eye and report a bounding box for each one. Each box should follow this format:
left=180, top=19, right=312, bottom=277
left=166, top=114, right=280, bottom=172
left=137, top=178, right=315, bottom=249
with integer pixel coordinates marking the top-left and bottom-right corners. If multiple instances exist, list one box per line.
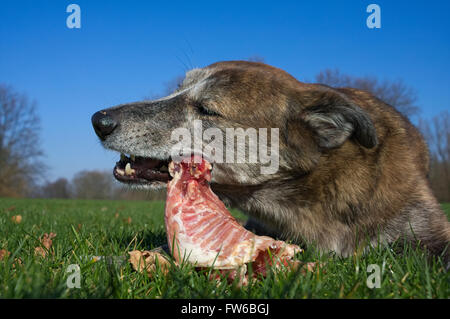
left=195, top=103, right=221, bottom=117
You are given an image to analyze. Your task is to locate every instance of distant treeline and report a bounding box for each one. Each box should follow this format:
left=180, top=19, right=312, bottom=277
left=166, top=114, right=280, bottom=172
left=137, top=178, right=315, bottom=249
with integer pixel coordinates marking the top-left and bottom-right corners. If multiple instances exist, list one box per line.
left=33, top=170, right=166, bottom=201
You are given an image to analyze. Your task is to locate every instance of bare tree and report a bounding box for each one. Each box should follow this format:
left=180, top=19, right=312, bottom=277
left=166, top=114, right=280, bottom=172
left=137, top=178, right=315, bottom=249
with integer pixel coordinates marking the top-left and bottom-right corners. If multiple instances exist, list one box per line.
left=419, top=111, right=450, bottom=201
left=315, top=69, right=419, bottom=118
left=71, top=170, right=115, bottom=200
left=0, top=84, right=45, bottom=197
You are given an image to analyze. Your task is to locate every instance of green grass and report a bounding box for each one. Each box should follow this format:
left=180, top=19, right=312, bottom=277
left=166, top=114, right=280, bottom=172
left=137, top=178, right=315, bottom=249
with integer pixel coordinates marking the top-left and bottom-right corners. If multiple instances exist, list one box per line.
left=0, top=198, right=448, bottom=298
left=441, top=203, right=450, bottom=216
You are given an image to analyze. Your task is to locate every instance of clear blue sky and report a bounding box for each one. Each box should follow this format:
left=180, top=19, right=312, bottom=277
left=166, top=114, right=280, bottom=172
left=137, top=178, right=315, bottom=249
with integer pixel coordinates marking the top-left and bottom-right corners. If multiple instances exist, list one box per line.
left=0, top=0, right=449, bottom=181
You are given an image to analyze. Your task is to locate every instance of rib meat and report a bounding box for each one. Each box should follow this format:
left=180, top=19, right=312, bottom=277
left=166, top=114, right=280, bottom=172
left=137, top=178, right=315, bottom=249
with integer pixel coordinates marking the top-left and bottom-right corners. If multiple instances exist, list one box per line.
left=165, top=155, right=301, bottom=279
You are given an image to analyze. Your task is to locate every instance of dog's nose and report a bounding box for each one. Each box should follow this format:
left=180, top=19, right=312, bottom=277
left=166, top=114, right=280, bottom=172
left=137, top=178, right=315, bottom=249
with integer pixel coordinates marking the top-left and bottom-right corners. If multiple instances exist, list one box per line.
left=91, top=111, right=118, bottom=140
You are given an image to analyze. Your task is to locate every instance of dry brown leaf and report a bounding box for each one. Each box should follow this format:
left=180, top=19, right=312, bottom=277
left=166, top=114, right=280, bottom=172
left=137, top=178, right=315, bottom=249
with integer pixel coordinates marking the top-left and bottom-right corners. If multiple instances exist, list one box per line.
left=34, top=247, right=46, bottom=257
left=128, top=250, right=172, bottom=277
left=0, top=249, right=22, bottom=268
left=114, top=213, right=119, bottom=219
left=298, top=261, right=326, bottom=274
left=34, top=232, right=56, bottom=257
left=42, top=232, right=56, bottom=249
left=0, top=249, right=10, bottom=260
left=11, top=215, right=22, bottom=224
left=123, top=217, right=132, bottom=224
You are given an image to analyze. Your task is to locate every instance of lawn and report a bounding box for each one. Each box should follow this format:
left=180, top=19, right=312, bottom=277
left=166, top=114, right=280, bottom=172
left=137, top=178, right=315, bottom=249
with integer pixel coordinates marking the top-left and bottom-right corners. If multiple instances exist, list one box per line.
left=0, top=198, right=448, bottom=298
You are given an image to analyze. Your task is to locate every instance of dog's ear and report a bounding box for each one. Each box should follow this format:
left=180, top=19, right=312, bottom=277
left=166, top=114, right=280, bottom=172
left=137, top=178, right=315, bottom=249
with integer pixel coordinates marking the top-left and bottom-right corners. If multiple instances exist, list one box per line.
left=290, top=89, right=378, bottom=149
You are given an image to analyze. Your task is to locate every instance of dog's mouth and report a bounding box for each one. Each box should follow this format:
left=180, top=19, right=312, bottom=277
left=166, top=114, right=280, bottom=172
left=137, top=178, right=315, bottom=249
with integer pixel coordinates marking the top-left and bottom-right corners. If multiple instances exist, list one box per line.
left=113, top=153, right=171, bottom=185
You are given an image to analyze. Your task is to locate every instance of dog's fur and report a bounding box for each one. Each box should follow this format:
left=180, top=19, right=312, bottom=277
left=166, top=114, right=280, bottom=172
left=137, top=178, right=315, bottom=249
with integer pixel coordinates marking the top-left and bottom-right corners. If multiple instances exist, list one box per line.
left=95, top=61, right=450, bottom=264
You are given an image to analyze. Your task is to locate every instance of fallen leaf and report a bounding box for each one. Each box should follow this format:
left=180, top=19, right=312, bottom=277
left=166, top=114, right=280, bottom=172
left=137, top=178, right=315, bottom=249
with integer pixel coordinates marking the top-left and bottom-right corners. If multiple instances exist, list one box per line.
left=128, top=250, right=172, bottom=277
left=34, top=232, right=56, bottom=257
left=123, top=217, right=132, bottom=224
left=0, top=249, right=10, bottom=260
left=34, top=247, right=46, bottom=257
left=101, top=206, right=108, bottom=212
left=0, top=250, right=22, bottom=268
left=114, top=213, right=119, bottom=219
left=11, top=215, right=22, bottom=224
left=297, top=261, right=326, bottom=275
left=42, top=232, right=56, bottom=249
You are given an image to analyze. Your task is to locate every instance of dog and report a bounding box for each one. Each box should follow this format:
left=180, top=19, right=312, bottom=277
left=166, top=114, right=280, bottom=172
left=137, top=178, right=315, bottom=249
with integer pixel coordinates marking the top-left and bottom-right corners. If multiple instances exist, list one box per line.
left=92, top=61, right=449, bottom=265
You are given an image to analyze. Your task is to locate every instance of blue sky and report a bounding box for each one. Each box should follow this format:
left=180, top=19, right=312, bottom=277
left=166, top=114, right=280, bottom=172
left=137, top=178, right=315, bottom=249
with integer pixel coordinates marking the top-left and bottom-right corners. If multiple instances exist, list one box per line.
left=0, top=0, right=449, bottom=181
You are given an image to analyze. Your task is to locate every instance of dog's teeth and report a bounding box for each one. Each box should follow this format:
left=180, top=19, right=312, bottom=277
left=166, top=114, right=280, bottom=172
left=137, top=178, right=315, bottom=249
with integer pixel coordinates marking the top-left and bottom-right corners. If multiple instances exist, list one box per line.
left=125, top=163, right=132, bottom=175
left=130, top=155, right=135, bottom=161
left=168, top=162, right=175, bottom=177
left=125, top=163, right=135, bottom=175
left=116, top=168, right=125, bottom=176
left=120, top=153, right=126, bottom=161
left=160, top=165, right=168, bottom=172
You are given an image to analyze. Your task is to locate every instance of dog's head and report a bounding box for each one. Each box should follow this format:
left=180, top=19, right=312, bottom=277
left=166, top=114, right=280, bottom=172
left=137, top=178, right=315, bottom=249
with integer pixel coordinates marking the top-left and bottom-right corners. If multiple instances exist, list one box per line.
left=92, top=61, right=377, bottom=193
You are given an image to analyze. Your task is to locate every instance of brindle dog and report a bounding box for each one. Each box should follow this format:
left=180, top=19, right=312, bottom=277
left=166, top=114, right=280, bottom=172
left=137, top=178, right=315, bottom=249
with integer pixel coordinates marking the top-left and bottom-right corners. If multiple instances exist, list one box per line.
left=92, top=61, right=449, bottom=266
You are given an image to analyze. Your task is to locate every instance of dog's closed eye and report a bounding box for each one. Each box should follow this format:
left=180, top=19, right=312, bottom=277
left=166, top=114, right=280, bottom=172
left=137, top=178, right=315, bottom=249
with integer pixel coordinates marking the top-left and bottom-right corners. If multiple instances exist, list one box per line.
left=195, top=102, right=221, bottom=117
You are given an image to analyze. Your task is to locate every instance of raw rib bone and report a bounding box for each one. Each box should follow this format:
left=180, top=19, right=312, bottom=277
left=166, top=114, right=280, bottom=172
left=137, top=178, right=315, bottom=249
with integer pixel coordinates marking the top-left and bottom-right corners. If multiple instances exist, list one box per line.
left=165, top=155, right=301, bottom=278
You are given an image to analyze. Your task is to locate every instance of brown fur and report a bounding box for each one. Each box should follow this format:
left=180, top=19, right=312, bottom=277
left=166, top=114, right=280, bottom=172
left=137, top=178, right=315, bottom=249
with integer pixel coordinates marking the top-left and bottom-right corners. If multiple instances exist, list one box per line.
left=93, top=61, right=450, bottom=266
